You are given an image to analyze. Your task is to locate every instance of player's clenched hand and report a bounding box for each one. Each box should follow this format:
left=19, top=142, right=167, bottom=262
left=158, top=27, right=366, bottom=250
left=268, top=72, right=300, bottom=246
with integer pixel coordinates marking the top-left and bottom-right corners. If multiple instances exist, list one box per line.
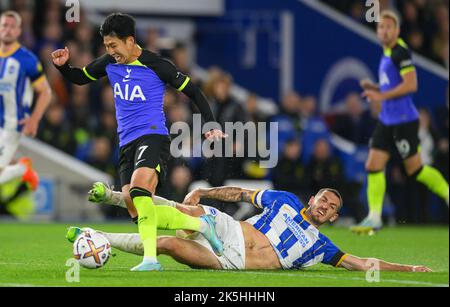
left=205, top=129, right=228, bottom=141
left=51, top=46, right=70, bottom=66
left=183, top=189, right=202, bottom=206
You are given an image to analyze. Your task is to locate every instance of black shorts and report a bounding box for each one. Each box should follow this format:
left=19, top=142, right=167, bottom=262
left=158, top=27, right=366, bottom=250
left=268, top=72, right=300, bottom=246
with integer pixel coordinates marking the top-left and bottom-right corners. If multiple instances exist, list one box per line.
left=118, top=134, right=171, bottom=188
left=369, top=120, right=420, bottom=160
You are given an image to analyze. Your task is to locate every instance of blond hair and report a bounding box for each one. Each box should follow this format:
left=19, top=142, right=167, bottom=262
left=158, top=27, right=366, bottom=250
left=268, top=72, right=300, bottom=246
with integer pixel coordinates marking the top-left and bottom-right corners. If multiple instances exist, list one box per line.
left=0, top=10, right=22, bottom=27
left=380, top=10, right=401, bottom=28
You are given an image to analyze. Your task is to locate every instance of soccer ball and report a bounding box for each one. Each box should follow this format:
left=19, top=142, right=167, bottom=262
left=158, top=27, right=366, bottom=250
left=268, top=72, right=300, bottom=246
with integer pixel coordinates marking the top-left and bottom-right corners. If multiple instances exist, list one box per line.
left=73, top=231, right=111, bottom=269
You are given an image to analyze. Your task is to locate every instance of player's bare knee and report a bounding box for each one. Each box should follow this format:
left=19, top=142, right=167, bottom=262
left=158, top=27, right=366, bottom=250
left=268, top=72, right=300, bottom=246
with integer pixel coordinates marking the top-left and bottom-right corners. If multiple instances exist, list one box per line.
left=365, top=162, right=382, bottom=173
left=404, top=154, right=422, bottom=176
left=130, top=168, right=157, bottom=191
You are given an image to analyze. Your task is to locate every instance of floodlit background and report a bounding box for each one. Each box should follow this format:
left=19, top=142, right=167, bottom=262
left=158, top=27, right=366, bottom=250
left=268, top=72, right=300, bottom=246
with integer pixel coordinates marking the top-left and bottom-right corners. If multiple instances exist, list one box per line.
left=0, top=0, right=448, bottom=225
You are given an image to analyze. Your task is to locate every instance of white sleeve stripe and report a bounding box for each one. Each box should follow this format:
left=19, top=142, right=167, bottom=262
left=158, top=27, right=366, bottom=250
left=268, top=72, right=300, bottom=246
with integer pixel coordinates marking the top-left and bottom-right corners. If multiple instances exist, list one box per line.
left=255, top=190, right=265, bottom=208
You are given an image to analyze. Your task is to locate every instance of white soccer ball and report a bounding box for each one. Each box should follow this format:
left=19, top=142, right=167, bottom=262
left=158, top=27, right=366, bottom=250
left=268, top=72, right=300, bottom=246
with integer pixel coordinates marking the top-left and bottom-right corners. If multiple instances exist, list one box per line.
left=73, top=231, right=111, bottom=269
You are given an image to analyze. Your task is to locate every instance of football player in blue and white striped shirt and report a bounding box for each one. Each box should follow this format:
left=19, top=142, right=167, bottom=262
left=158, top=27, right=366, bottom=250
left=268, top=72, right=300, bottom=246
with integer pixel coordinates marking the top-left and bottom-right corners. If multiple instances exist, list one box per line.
left=0, top=11, right=52, bottom=191
left=73, top=183, right=431, bottom=272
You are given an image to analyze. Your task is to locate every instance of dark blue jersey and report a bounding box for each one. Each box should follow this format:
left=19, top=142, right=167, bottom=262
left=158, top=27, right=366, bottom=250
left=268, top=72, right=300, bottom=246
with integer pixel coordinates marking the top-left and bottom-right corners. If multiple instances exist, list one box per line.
left=56, top=48, right=215, bottom=147
left=378, top=39, right=419, bottom=126
left=82, top=50, right=191, bottom=146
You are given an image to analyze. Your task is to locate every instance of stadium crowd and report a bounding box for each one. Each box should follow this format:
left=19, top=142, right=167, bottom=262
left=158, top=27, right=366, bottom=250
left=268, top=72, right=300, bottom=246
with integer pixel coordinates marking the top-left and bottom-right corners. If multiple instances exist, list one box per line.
left=321, top=0, right=449, bottom=68
left=1, top=0, right=448, bottom=224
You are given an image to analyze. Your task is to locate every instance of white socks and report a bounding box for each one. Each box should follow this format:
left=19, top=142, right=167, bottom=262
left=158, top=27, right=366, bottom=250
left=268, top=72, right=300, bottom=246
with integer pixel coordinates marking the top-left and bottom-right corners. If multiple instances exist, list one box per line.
left=100, top=185, right=177, bottom=209
left=101, top=232, right=144, bottom=256
left=0, top=164, right=26, bottom=184
left=102, top=190, right=127, bottom=208
left=153, top=195, right=177, bottom=208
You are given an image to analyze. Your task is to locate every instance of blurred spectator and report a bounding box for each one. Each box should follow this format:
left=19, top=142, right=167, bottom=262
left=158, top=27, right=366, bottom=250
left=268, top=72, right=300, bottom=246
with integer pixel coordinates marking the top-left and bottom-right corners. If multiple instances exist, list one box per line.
left=72, top=22, right=96, bottom=54
left=144, top=27, right=161, bottom=54
left=166, top=101, right=191, bottom=128
left=100, top=85, right=115, bottom=113
left=306, top=139, right=344, bottom=192
left=331, top=92, right=377, bottom=145
left=96, top=110, right=119, bottom=155
left=201, top=72, right=248, bottom=186
left=321, top=0, right=450, bottom=67
left=164, top=165, right=193, bottom=203
left=34, top=21, right=63, bottom=54
left=272, top=139, right=311, bottom=203
left=407, top=28, right=426, bottom=55
left=299, top=95, right=330, bottom=163
left=270, top=91, right=302, bottom=152
left=171, top=42, right=191, bottom=75
left=17, top=9, right=35, bottom=49
left=171, top=42, right=202, bottom=87
left=37, top=102, right=77, bottom=155
left=349, top=1, right=365, bottom=23
left=245, top=93, right=265, bottom=123
left=85, top=136, right=116, bottom=177
left=68, top=85, right=96, bottom=150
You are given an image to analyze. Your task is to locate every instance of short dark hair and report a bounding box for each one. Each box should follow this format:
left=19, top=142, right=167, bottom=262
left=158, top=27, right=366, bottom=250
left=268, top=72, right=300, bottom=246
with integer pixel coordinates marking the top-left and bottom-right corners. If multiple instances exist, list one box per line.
left=100, top=13, right=136, bottom=40
left=316, top=188, right=343, bottom=210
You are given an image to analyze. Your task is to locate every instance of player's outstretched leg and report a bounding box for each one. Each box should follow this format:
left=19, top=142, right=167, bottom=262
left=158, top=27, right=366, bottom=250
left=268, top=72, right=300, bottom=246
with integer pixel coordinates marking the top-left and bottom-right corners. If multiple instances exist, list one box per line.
left=412, top=166, right=449, bottom=206
left=68, top=229, right=222, bottom=270
left=154, top=205, right=224, bottom=256
left=66, top=205, right=224, bottom=258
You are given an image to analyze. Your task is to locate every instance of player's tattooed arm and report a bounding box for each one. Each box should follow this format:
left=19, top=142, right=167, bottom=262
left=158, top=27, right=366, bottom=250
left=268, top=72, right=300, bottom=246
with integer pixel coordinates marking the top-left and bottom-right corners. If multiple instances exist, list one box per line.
left=183, top=187, right=256, bottom=206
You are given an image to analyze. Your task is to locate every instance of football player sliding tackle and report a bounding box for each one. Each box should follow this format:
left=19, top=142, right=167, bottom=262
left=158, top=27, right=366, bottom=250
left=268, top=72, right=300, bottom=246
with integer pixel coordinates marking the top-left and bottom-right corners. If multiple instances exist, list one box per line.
left=67, top=183, right=431, bottom=272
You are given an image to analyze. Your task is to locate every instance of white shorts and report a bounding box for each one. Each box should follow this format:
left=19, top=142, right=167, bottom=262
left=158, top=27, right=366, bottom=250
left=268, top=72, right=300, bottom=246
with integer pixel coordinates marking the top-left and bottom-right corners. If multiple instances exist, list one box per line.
left=187, top=206, right=246, bottom=270
left=0, top=128, right=21, bottom=168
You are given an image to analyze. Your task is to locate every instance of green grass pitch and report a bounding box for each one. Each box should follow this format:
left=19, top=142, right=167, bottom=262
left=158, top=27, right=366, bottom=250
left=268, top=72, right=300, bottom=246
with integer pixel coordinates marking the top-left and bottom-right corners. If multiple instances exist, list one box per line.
left=0, top=223, right=448, bottom=287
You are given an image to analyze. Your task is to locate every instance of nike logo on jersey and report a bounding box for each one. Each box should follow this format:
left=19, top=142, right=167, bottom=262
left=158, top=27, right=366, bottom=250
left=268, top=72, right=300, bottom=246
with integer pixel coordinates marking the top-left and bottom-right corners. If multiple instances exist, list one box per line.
left=135, top=159, right=146, bottom=166
left=123, top=68, right=132, bottom=82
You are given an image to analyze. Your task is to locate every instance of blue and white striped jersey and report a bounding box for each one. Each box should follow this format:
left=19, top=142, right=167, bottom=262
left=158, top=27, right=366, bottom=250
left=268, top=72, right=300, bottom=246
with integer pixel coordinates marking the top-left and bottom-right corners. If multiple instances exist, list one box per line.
left=245, top=190, right=347, bottom=269
left=0, top=43, right=44, bottom=131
